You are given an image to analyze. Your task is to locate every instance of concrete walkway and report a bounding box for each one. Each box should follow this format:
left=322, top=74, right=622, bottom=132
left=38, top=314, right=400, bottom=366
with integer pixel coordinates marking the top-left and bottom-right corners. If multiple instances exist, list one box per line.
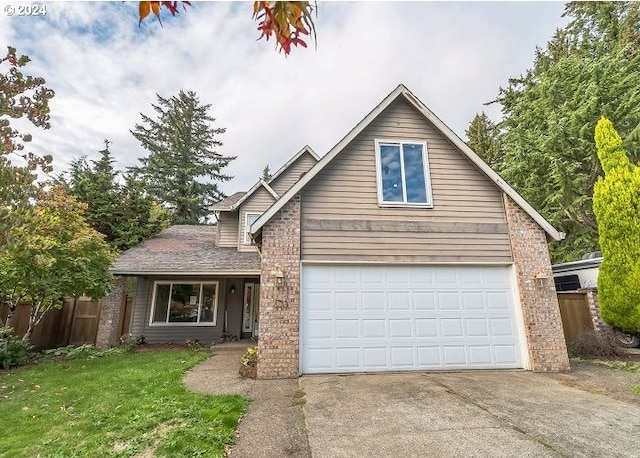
left=183, top=342, right=310, bottom=458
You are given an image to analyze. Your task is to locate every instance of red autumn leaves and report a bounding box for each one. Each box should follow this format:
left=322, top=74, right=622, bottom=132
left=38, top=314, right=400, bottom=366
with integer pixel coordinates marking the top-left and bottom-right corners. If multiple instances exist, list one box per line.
left=138, top=1, right=316, bottom=56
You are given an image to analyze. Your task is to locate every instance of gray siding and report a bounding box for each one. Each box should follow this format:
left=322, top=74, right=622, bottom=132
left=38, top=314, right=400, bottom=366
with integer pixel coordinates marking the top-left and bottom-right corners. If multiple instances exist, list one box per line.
left=269, top=151, right=318, bottom=195
left=237, top=187, right=276, bottom=251
left=300, top=98, right=512, bottom=263
left=130, top=276, right=230, bottom=344
left=217, top=211, right=238, bottom=247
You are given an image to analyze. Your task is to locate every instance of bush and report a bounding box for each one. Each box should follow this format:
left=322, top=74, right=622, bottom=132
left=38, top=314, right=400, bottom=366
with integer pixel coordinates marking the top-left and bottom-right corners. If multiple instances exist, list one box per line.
left=568, top=329, right=624, bottom=359
left=0, top=327, right=34, bottom=369
left=593, top=118, right=640, bottom=332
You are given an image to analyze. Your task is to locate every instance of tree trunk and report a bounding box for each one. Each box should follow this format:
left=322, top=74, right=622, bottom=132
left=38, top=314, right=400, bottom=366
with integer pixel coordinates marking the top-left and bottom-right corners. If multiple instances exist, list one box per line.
left=22, top=299, right=42, bottom=343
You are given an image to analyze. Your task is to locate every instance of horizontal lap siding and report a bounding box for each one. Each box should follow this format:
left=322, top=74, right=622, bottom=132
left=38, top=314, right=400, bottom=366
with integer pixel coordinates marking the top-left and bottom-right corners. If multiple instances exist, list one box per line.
left=131, top=276, right=228, bottom=344
left=269, top=152, right=318, bottom=195
left=218, top=211, right=238, bottom=247
left=238, top=187, right=276, bottom=251
left=301, top=98, right=512, bottom=263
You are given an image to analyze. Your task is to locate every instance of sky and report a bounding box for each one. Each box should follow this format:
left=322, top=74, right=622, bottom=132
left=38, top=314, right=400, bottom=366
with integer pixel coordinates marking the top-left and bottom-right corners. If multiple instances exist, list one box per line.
left=2, top=1, right=570, bottom=194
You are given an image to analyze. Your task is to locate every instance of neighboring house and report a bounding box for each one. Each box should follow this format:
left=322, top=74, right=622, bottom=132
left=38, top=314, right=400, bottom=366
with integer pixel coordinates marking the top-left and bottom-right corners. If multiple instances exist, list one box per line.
left=100, top=85, right=570, bottom=378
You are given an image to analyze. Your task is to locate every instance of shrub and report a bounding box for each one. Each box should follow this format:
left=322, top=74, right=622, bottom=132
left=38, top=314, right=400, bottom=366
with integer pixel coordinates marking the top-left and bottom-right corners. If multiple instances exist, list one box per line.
left=568, top=329, right=624, bottom=359
left=592, top=118, right=640, bottom=332
left=0, top=327, right=34, bottom=369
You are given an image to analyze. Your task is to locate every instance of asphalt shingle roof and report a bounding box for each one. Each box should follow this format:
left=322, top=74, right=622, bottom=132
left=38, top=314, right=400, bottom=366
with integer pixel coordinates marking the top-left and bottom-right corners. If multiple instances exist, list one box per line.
left=111, top=225, right=261, bottom=275
left=209, top=192, right=246, bottom=211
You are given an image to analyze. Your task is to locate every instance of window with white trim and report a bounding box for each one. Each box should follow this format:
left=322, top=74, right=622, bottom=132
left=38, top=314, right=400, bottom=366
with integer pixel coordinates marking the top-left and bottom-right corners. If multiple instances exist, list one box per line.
left=244, top=212, right=261, bottom=244
left=150, top=282, right=218, bottom=325
left=375, top=140, right=432, bottom=206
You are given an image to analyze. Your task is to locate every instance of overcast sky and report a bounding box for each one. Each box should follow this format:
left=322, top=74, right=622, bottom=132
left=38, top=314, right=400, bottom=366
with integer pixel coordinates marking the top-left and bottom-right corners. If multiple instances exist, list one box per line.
left=2, top=1, right=569, bottom=194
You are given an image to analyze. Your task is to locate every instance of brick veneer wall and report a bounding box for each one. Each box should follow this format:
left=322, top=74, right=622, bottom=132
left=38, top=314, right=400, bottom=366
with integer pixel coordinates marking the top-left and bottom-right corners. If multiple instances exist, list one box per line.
left=504, top=196, right=570, bottom=372
left=257, top=194, right=301, bottom=379
left=96, top=276, right=126, bottom=348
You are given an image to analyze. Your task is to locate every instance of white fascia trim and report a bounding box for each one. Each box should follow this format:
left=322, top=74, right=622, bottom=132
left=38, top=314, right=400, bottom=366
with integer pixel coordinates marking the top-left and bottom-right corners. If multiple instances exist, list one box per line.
left=260, top=180, right=280, bottom=200
left=267, top=145, right=320, bottom=184
left=251, top=85, right=564, bottom=242
left=109, top=270, right=261, bottom=276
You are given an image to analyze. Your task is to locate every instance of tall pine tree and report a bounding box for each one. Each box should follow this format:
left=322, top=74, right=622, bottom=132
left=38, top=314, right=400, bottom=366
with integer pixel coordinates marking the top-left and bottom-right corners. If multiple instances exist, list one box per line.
left=130, top=90, right=236, bottom=224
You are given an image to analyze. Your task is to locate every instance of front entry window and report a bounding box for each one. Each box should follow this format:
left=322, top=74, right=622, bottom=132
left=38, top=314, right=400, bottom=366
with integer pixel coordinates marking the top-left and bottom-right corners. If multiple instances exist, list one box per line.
left=150, top=282, right=218, bottom=325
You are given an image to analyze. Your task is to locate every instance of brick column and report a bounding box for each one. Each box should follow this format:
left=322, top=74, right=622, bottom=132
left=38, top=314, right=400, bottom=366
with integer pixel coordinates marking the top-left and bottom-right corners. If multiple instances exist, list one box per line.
left=583, top=288, right=611, bottom=335
left=504, top=196, right=570, bottom=372
left=257, top=195, right=301, bottom=379
left=96, top=276, right=126, bottom=348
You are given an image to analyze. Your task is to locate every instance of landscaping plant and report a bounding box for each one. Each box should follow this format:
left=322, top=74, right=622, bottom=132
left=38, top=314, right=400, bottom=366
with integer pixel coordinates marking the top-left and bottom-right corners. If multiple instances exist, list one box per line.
left=592, top=117, right=640, bottom=333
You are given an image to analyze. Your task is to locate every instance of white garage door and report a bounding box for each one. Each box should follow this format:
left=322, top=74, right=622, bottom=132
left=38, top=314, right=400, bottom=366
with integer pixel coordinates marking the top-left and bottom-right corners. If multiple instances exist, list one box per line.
left=301, top=265, right=524, bottom=374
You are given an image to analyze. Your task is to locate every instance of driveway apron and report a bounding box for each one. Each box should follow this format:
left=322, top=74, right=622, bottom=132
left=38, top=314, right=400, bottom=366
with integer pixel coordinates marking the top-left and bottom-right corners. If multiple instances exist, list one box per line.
left=301, top=371, right=640, bottom=458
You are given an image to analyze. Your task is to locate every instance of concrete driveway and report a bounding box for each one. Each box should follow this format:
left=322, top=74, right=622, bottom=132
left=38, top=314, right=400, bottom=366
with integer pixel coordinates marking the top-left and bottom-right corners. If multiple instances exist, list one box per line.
left=300, top=371, right=640, bottom=458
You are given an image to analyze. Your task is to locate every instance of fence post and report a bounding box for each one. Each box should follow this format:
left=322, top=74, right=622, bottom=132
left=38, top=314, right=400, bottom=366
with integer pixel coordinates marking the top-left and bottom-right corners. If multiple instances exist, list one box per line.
left=96, top=277, right=126, bottom=348
left=582, top=288, right=610, bottom=336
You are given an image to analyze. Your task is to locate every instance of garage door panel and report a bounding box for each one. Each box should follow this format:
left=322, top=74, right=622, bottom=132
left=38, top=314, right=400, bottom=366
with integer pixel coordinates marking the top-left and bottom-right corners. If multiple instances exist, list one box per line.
left=461, top=291, right=485, bottom=310
left=468, top=345, right=492, bottom=365
left=413, top=292, right=436, bottom=310
left=362, top=292, right=385, bottom=310
left=301, top=265, right=523, bottom=373
left=363, top=347, right=387, bottom=368
left=307, top=291, right=332, bottom=311
left=335, top=291, right=358, bottom=310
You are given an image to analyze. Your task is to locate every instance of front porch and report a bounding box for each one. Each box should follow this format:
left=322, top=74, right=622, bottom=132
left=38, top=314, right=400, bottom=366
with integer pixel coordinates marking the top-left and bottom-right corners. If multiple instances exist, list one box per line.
left=98, top=225, right=262, bottom=347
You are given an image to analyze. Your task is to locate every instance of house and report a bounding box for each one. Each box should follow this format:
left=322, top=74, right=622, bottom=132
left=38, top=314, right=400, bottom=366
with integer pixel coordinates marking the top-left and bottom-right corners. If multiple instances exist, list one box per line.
left=99, top=84, right=570, bottom=378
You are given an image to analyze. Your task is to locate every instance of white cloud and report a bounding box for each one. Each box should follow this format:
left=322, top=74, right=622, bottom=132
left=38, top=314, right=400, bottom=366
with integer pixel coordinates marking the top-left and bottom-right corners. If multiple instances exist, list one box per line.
left=1, top=1, right=568, bottom=193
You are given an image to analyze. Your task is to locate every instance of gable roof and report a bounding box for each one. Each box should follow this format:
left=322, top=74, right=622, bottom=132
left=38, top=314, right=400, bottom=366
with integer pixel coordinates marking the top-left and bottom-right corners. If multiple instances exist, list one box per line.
left=251, top=84, right=565, bottom=242
left=210, top=145, right=319, bottom=213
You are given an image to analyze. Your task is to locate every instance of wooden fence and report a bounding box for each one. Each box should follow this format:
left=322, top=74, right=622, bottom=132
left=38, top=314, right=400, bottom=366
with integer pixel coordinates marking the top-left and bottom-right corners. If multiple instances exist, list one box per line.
left=0, top=296, right=132, bottom=349
left=557, top=292, right=594, bottom=345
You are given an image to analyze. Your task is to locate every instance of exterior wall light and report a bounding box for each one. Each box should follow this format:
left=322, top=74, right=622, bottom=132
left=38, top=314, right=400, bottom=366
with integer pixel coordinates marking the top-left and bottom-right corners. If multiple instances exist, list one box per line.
left=533, top=270, right=551, bottom=288
left=275, top=271, right=285, bottom=288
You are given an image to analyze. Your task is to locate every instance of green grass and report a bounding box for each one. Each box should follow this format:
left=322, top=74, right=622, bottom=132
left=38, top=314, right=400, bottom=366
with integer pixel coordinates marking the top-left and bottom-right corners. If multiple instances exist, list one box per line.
left=634, top=385, right=640, bottom=395
left=0, top=350, right=249, bottom=458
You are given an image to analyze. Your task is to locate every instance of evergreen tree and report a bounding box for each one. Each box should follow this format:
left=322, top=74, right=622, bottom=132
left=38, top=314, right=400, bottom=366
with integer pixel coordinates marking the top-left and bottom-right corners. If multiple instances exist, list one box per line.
left=465, top=112, right=501, bottom=168
left=492, top=2, right=640, bottom=262
left=592, top=117, right=640, bottom=332
left=130, top=90, right=236, bottom=224
left=65, top=141, right=170, bottom=252
left=261, top=164, right=272, bottom=181
left=67, top=140, right=120, bottom=241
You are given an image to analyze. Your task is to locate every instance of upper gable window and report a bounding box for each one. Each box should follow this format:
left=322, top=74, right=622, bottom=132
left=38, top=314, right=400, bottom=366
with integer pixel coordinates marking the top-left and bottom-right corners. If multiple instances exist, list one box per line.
left=375, top=140, right=432, bottom=206
left=244, top=212, right=261, bottom=244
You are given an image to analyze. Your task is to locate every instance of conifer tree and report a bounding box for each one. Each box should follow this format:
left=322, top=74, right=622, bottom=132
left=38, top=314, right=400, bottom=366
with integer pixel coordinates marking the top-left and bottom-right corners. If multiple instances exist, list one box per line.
left=131, top=90, right=236, bottom=224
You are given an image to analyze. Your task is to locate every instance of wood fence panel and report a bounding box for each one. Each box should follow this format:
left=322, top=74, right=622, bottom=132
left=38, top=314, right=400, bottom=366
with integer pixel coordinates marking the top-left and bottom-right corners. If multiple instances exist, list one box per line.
left=557, top=292, right=594, bottom=345
left=68, top=299, right=101, bottom=345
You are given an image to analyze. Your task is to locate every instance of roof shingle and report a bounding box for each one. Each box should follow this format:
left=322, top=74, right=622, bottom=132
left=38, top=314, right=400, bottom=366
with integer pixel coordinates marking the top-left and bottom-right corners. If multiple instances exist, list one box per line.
left=111, top=225, right=260, bottom=275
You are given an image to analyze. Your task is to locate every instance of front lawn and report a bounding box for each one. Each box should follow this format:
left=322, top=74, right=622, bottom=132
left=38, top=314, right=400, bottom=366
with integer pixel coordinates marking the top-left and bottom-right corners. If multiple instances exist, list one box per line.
left=0, top=349, right=249, bottom=458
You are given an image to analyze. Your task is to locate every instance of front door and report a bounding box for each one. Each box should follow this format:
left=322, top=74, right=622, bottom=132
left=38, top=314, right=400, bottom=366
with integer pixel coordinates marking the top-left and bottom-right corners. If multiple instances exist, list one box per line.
left=243, top=282, right=260, bottom=338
